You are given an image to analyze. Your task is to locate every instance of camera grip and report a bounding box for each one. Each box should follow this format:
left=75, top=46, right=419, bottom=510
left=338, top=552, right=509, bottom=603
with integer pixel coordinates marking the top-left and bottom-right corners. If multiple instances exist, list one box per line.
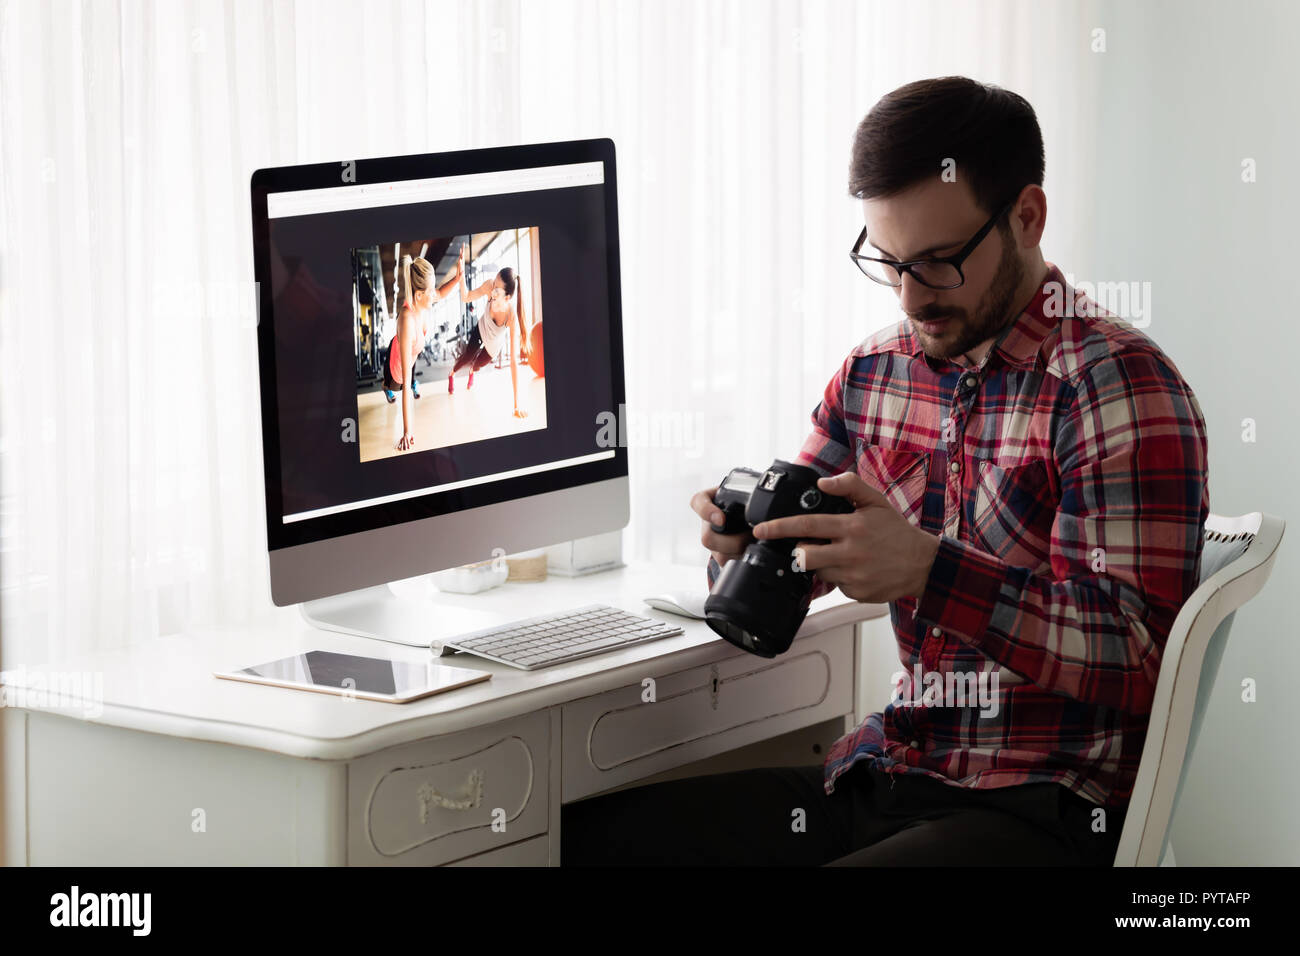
left=709, top=499, right=750, bottom=536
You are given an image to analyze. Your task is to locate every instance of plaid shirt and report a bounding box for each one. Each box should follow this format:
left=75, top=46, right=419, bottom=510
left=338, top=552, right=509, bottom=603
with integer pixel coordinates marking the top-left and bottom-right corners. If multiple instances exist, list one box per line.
left=706, top=262, right=1209, bottom=809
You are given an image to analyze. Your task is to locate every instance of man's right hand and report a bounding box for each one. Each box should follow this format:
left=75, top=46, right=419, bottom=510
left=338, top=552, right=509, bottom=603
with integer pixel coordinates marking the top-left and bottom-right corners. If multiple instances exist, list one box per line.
left=690, top=486, right=754, bottom=572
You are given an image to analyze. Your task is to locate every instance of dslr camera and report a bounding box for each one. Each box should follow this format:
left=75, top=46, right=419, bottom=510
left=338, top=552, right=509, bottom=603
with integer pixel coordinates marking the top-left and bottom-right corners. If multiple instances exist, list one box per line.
left=704, top=459, right=852, bottom=658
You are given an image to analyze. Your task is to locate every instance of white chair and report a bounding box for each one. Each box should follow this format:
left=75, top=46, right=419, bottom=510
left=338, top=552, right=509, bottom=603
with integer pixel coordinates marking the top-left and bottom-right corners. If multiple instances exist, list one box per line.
left=1112, top=511, right=1285, bottom=866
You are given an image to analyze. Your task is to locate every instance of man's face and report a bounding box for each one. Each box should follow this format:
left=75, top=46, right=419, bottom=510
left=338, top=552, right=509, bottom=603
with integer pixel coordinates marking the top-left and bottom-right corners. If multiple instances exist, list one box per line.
left=862, top=181, right=1025, bottom=363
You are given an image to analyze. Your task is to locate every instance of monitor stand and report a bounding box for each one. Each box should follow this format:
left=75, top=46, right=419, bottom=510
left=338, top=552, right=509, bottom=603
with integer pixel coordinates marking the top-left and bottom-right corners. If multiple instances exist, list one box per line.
left=299, top=583, right=509, bottom=653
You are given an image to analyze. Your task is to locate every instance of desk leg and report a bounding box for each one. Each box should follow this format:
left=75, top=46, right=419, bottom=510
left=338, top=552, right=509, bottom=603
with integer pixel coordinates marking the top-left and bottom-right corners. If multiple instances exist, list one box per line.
left=850, top=621, right=864, bottom=733
left=2, top=709, right=27, bottom=866
left=549, top=707, right=562, bottom=867
left=22, top=711, right=347, bottom=865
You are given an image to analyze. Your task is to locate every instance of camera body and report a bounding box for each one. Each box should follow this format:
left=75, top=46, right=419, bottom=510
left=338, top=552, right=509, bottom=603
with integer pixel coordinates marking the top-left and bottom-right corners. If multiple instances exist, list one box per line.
left=704, top=459, right=853, bottom=657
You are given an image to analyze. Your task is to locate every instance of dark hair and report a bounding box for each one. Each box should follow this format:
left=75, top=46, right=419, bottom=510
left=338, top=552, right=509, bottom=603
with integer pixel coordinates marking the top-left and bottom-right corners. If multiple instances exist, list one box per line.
left=848, top=76, right=1043, bottom=225
left=496, top=267, right=518, bottom=297
left=496, top=267, right=528, bottom=348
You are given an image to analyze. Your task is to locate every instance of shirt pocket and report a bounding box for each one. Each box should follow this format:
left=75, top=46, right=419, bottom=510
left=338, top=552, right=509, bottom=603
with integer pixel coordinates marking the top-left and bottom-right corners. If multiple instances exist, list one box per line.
left=970, top=458, right=1055, bottom=570
left=855, top=440, right=930, bottom=527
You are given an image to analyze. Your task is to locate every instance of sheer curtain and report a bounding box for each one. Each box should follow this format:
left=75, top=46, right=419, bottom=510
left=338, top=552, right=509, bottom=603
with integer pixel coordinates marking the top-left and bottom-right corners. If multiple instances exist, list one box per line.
left=0, top=0, right=1101, bottom=664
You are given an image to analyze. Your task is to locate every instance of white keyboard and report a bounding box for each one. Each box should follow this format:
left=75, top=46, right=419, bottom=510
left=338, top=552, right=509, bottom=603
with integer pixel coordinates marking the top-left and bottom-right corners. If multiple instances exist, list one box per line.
left=440, top=603, right=685, bottom=670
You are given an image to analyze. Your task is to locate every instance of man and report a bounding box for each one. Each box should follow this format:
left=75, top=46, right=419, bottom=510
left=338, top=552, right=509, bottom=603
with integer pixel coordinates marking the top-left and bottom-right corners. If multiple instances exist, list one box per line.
left=561, top=76, right=1209, bottom=866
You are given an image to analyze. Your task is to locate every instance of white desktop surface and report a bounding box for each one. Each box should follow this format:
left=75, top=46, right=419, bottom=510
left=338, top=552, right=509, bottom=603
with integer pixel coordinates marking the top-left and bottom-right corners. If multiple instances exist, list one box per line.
left=3, top=560, right=869, bottom=762
left=2, top=559, right=890, bottom=865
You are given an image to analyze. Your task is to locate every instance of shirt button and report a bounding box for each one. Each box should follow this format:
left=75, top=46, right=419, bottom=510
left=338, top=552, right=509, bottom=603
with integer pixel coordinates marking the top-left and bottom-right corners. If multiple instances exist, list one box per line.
left=963, top=375, right=977, bottom=388
left=910, top=739, right=921, bottom=748
left=949, top=461, right=960, bottom=474
left=930, top=626, right=942, bottom=637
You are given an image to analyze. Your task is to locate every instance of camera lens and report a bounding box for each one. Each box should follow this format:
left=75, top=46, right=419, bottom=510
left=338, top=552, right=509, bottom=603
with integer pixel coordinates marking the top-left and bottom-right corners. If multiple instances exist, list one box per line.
left=704, top=541, right=814, bottom=657
left=705, top=459, right=849, bottom=658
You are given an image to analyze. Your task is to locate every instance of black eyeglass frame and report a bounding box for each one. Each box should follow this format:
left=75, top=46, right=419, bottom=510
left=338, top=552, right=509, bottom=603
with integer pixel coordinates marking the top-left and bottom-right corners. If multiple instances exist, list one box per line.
left=849, top=195, right=1018, bottom=290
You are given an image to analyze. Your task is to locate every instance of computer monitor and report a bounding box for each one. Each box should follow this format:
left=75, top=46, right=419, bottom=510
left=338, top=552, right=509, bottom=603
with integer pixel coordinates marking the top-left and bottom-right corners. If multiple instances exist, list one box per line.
left=249, top=138, right=628, bottom=646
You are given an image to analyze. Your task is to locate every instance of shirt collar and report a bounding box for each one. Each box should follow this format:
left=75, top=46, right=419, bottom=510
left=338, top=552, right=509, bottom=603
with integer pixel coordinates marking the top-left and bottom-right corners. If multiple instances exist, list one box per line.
left=908, top=262, right=1064, bottom=374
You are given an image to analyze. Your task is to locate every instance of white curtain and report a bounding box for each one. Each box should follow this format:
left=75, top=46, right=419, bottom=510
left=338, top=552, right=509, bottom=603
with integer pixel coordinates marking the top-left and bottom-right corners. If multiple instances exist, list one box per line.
left=0, top=0, right=1102, bottom=663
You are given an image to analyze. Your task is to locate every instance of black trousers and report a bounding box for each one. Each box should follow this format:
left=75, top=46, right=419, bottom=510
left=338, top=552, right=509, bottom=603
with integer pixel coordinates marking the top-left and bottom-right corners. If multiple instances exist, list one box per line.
left=383, top=357, right=417, bottom=392
left=560, top=762, right=1125, bottom=866
left=452, top=325, right=495, bottom=374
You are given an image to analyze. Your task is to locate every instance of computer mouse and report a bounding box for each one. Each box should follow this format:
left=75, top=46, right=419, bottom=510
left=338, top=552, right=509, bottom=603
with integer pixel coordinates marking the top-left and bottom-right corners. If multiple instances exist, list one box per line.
left=642, top=592, right=709, bottom=620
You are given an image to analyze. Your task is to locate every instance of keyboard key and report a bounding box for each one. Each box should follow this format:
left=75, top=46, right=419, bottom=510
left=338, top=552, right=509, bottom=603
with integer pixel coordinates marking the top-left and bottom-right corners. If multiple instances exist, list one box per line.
left=582, top=636, right=629, bottom=650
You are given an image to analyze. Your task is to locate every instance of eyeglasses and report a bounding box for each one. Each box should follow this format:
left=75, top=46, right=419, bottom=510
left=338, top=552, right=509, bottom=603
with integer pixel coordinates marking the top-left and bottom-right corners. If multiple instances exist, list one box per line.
left=849, top=196, right=1017, bottom=290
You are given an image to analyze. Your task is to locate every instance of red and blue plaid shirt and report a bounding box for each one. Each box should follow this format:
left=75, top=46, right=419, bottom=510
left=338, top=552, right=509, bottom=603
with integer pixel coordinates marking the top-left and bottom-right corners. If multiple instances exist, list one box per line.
left=706, top=262, right=1209, bottom=809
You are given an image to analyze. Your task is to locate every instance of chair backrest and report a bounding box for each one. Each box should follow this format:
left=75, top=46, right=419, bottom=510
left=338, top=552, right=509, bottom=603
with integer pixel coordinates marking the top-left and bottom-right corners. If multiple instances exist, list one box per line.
left=1112, top=511, right=1285, bottom=866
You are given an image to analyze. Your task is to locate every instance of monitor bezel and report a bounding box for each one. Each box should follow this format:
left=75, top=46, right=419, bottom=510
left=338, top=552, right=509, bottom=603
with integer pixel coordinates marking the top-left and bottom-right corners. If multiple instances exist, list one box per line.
left=248, top=138, right=627, bottom=553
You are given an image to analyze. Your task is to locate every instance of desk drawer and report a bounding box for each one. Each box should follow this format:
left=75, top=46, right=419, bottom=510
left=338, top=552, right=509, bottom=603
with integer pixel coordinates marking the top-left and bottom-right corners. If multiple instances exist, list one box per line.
left=348, top=710, right=548, bottom=866
left=562, top=627, right=852, bottom=801
left=446, top=833, right=550, bottom=866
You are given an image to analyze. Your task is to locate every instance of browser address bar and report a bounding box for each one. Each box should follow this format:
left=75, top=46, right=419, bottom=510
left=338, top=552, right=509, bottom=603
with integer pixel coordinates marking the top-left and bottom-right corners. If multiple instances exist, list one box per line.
left=267, top=161, right=605, bottom=219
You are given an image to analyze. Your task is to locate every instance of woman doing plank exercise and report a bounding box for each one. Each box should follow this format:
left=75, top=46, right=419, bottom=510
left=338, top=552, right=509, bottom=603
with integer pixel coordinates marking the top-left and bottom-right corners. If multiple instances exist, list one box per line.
left=385, top=254, right=460, bottom=451
left=450, top=244, right=532, bottom=419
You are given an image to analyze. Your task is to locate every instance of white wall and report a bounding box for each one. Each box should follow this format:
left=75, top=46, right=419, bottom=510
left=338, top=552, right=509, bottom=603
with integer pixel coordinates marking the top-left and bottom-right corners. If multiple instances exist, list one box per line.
left=1068, top=0, right=1297, bottom=864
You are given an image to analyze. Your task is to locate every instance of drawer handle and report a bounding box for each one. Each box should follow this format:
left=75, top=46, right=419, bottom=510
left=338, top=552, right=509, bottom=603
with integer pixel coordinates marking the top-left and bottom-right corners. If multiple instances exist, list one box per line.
left=417, top=768, right=485, bottom=821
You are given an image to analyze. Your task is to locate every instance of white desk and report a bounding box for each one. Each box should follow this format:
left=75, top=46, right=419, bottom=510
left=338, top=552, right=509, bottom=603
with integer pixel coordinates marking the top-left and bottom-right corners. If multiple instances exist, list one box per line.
left=1, top=561, right=887, bottom=866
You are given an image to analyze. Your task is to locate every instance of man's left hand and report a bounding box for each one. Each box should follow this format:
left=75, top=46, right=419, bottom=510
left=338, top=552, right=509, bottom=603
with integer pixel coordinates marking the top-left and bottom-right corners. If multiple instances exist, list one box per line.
left=752, top=471, right=940, bottom=604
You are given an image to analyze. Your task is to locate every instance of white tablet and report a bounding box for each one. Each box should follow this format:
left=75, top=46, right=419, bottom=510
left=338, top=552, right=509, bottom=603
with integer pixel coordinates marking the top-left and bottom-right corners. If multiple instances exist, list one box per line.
left=215, top=650, right=491, bottom=703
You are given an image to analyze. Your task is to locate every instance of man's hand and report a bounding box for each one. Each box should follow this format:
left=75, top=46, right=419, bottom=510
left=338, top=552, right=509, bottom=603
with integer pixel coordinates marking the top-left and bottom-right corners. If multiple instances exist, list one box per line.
left=752, top=472, right=940, bottom=604
left=691, top=486, right=754, bottom=573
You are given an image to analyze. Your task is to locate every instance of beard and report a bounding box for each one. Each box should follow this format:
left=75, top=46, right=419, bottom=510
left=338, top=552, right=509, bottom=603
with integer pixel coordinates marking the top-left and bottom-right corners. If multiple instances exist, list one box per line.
left=911, top=227, right=1026, bottom=362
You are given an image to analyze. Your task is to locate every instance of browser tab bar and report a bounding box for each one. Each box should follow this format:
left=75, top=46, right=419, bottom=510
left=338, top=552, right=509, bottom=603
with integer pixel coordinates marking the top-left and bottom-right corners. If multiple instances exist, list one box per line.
left=267, top=160, right=605, bottom=218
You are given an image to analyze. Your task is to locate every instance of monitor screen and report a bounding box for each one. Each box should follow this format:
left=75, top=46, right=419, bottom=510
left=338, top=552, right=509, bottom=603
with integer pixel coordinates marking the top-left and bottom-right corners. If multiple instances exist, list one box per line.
left=250, top=140, right=627, bottom=559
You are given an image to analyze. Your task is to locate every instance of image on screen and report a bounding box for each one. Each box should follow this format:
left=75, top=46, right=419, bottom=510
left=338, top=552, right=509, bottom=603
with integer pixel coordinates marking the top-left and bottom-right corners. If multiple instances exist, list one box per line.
left=352, top=227, right=548, bottom=463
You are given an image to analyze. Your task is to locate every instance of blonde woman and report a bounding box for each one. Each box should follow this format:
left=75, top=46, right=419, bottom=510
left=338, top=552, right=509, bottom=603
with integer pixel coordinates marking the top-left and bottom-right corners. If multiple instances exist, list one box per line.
left=450, top=244, right=532, bottom=419
left=385, top=254, right=460, bottom=451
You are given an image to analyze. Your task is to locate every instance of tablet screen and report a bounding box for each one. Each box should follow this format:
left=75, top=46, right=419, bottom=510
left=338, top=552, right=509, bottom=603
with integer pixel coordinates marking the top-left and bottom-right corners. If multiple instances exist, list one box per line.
left=220, top=650, right=489, bottom=701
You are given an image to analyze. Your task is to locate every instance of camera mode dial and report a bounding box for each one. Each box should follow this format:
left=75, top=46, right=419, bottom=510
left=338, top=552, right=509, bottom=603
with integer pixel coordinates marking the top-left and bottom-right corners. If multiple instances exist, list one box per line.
left=799, top=488, right=822, bottom=510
